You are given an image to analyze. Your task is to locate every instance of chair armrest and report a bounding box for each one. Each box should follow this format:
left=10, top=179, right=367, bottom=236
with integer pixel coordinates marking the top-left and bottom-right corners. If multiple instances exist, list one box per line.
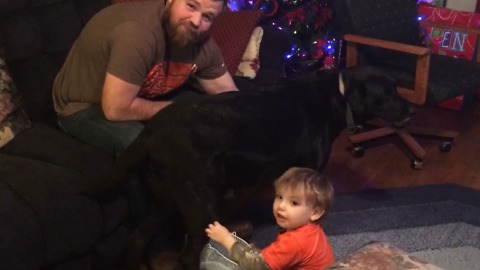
left=344, top=34, right=430, bottom=55
left=343, top=34, right=430, bottom=105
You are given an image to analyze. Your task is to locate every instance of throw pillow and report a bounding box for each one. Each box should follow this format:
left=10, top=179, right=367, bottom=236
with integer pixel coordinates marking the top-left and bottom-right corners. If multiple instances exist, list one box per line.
left=327, top=242, right=444, bottom=270
left=211, top=10, right=263, bottom=76
left=0, top=53, right=32, bottom=148
left=235, top=26, right=264, bottom=79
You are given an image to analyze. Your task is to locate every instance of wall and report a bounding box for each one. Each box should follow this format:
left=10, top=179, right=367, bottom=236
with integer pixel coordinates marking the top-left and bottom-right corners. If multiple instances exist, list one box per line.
left=446, top=0, right=477, bottom=12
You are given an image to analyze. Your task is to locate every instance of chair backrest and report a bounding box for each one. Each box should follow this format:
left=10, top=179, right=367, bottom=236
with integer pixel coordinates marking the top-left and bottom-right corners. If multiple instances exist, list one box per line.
left=333, top=0, right=422, bottom=67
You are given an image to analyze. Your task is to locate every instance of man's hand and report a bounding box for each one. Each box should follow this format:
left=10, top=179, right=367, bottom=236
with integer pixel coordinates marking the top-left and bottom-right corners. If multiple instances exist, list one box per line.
left=205, top=221, right=237, bottom=250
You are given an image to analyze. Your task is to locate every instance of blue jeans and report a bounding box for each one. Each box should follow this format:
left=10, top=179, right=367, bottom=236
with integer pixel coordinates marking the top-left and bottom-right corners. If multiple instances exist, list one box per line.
left=57, top=86, right=201, bottom=158
left=57, top=105, right=144, bottom=158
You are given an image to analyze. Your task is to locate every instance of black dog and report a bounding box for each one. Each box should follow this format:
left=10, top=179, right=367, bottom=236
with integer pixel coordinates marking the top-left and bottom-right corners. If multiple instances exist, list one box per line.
left=92, top=66, right=411, bottom=269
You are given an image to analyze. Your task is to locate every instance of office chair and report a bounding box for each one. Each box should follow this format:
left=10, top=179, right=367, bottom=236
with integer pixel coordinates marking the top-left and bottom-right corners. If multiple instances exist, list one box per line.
left=333, top=0, right=480, bottom=169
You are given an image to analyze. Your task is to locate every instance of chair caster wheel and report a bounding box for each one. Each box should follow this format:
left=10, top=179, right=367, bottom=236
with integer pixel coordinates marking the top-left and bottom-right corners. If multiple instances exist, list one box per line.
left=351, top=146, right=365, bottom=158
left=411, top=159, right=423, bottom=170
left=439, top=141, right=452, bottom=152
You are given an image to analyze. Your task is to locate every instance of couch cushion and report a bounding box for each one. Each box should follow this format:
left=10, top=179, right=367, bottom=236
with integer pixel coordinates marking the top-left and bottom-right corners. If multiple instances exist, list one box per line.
left=0, top=0, right=109, bottom=125
left=0, top=0, right=29, bottom=16
left=211, top=10, right=263, bottom=76
left=0, top=123, right=114, bottom=179
left=0, top=0, right=82, bottom=59
left=0, top=153, right=103, bottom=265
left=0, top=178, right=43, bottom=270
left=0, top=152, right=129, bottom=268
left=0, top=0, right=82, bottom=124
left=0, top=53, right=32, bottom=148
left=6, top=54, right=64, bottom=124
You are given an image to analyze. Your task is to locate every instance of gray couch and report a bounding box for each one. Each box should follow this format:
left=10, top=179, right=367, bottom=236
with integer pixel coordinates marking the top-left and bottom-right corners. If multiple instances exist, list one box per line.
left=0, top=1, right=128, bottom=269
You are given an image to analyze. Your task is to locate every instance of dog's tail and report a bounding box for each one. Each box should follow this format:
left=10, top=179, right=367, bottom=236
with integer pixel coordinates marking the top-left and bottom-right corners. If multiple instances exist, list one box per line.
left=83, top=138, right=149, bottom=203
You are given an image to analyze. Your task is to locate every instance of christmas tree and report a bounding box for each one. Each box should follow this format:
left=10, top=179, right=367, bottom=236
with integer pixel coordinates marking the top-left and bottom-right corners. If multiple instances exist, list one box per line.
left=229, top=0, right=337, bottom=73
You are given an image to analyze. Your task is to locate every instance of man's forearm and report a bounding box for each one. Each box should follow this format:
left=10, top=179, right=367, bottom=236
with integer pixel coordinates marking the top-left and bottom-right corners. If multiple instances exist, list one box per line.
left=104, top=98, right=172, bottom=121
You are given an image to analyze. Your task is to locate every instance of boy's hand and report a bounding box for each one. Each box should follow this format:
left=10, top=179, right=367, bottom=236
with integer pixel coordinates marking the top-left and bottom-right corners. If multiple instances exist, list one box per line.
left=205, top=221, right=236, bottom=250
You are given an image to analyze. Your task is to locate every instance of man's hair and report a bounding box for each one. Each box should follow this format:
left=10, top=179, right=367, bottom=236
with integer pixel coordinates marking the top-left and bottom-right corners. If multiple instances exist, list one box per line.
left=274, top=167, right=334, bottom=220
left=168, top=0, right=228, bottom=10
left=217, top=0, right=228, bottom=10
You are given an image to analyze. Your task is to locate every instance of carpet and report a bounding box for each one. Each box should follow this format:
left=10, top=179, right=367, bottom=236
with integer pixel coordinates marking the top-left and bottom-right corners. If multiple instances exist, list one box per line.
left=246, top=184, right=480, bottom=269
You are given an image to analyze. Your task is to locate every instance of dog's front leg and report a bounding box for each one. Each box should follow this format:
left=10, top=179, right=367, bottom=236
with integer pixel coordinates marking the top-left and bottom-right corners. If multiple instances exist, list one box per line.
left=124, top=174, right=185, bottom=270
left=126, top=211, right=162, bottom=270
left=167, top=178, right=220, bottom=270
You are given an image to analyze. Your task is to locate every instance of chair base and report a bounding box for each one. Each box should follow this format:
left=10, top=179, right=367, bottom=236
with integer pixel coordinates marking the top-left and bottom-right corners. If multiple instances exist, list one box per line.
left=349, top=118, right=459, bottom=168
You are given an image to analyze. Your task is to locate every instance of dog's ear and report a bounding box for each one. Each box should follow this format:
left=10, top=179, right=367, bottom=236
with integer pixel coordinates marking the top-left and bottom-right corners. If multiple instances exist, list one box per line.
left=338, top=71, right=346, bottom=96
left=340, top=66, right=369, bottom=95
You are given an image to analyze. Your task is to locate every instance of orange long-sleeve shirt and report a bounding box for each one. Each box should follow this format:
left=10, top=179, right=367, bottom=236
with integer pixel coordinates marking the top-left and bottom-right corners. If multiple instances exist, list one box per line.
left=261, top=224, right=335, bottom=270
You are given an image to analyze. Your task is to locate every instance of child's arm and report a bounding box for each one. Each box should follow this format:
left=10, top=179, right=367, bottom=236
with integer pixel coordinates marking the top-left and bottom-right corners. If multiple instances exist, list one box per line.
left=206, top=221, right=237, bottom=250
left=206, top=222, right=271, bottom=269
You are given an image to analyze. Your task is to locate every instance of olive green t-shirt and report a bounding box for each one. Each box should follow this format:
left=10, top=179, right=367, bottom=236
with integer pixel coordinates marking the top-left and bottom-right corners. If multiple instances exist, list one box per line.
left=53, top=1, right=227, bottom=117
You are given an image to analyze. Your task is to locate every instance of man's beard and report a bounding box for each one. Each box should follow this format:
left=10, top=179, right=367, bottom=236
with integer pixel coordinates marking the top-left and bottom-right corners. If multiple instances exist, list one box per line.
left=163, top=7, right=210, bottom=47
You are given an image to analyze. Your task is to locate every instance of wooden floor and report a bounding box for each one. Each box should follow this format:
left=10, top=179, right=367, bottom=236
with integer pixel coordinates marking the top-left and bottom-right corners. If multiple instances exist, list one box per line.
left=323, top=100, right=480, bottom=193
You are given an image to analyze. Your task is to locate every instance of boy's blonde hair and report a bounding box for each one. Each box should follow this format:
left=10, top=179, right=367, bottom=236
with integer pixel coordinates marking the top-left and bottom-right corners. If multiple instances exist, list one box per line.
left=274, top=167, right=334, bottom=221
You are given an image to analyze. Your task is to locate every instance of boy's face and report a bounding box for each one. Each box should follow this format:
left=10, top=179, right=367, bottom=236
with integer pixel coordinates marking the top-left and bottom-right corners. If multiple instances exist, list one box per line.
left=164, top=0, right=223, bottom=46
left=273, top=187, right=322, bottom=231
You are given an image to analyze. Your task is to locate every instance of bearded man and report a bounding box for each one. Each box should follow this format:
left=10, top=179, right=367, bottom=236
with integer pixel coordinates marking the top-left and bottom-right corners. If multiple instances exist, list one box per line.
left=52, top=0, right=236, bottom=227
left=53, top=0, right=235, bottom=158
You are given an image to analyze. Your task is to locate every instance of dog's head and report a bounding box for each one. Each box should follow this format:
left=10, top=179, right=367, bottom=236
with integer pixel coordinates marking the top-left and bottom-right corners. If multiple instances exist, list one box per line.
left=340, top=66, right=413, bottom=124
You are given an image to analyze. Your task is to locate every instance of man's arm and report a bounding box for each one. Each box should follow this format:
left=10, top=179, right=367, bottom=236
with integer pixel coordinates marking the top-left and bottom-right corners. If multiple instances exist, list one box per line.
left=102, top=73, right=172, bottom=121
left=196, top=71, right=239, bottom=94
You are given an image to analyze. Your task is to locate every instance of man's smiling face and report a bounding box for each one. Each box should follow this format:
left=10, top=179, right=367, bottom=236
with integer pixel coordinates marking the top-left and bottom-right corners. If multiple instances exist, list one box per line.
left=163, top=0, right=224, bottom=46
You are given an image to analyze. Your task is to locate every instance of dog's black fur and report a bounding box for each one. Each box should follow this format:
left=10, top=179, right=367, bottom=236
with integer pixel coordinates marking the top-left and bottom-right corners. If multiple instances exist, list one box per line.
left=91, top=66, right=411, bottom=269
